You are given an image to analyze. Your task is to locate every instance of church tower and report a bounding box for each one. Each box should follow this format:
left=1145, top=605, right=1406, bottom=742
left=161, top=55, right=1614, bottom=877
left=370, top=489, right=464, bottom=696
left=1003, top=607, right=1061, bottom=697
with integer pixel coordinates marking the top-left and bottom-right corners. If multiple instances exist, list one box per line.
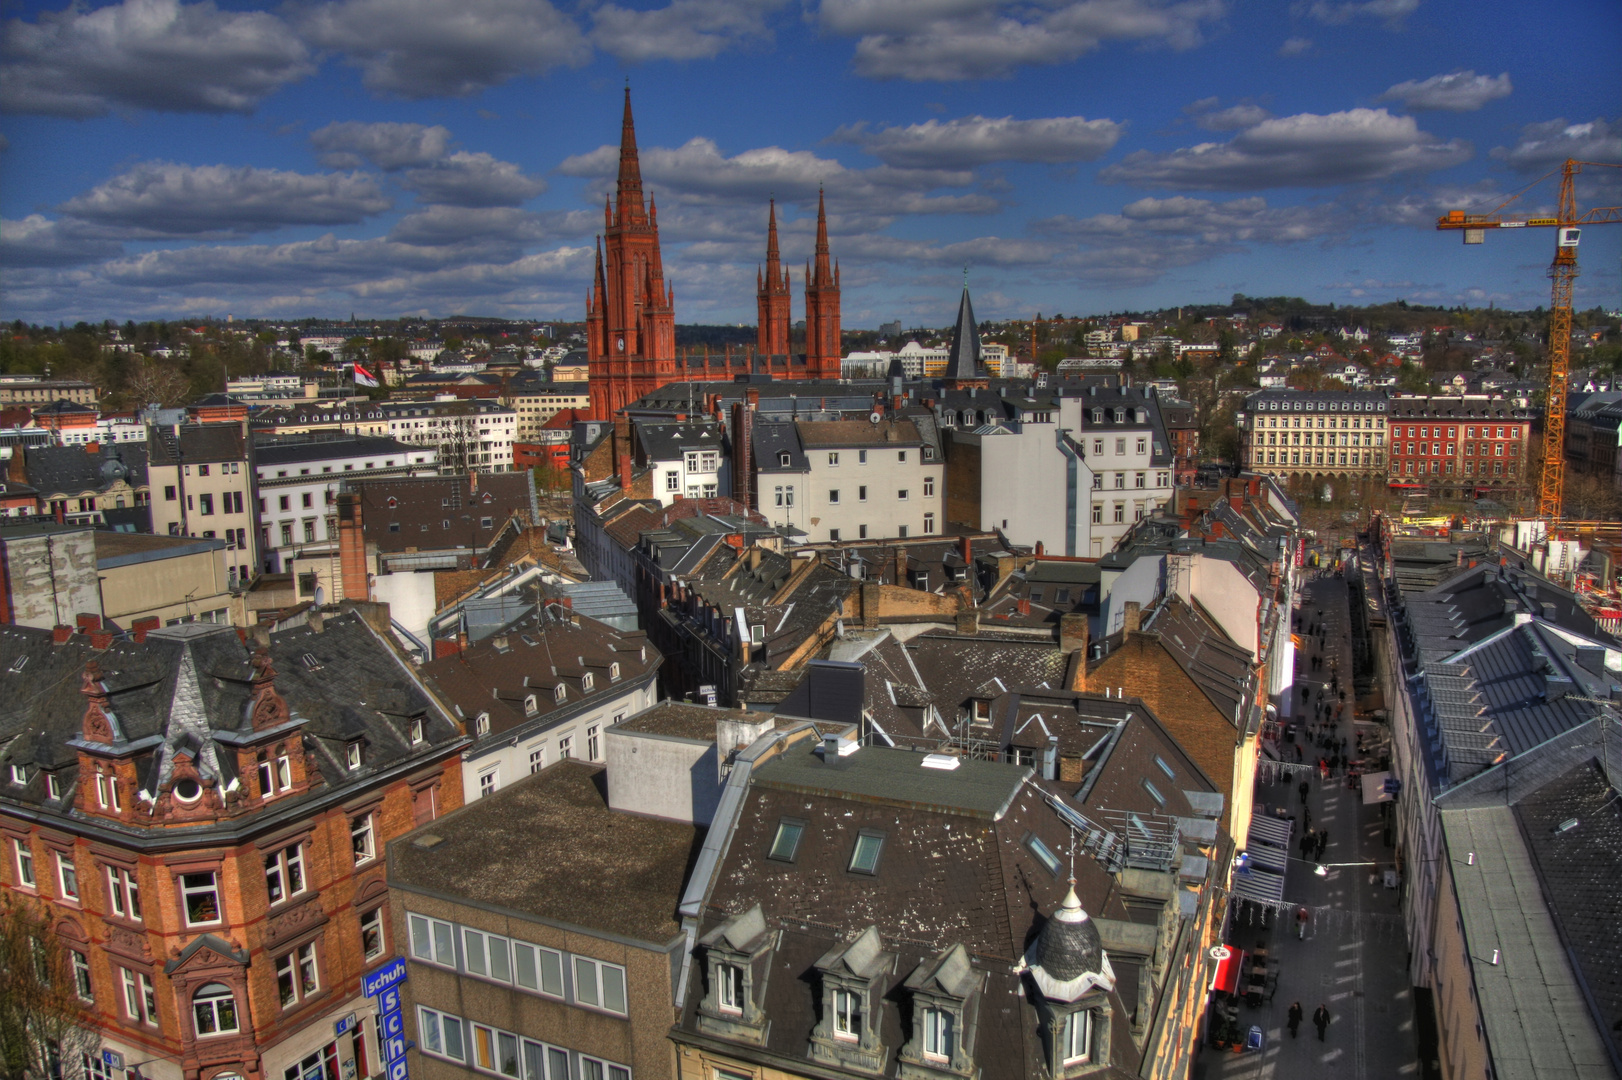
left=803, top=190, right=842, bottom=380
left=587, top=87, right=677, bottom=420
left=756, top=200, right=791, bottom=361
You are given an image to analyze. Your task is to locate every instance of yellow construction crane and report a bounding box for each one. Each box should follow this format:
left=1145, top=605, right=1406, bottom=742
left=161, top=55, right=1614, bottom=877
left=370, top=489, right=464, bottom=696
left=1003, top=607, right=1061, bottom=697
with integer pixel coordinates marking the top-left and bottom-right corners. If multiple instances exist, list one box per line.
left=1436, top=158, right=1622, bottom=522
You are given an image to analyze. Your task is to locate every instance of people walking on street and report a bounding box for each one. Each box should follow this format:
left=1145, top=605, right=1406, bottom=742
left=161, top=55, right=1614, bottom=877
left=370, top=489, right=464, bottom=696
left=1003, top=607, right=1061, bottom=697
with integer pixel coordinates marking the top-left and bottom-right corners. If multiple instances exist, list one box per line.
left=1288, top=1002, right=1304, bottom=1038
left=1313, top=1004, right=1331, bottom=1041
left=1316, top=830, right=1329, bottom=860
left=1299, top=779, right=1310, bottom=804
left=1296, top=906, right=1310, bottom=939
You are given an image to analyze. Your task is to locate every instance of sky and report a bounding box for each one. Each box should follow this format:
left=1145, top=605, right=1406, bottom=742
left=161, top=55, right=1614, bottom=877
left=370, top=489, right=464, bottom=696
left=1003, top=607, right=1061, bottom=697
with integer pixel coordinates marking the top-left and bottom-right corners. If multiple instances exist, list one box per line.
left=1, top=0, right=1619, bottom=329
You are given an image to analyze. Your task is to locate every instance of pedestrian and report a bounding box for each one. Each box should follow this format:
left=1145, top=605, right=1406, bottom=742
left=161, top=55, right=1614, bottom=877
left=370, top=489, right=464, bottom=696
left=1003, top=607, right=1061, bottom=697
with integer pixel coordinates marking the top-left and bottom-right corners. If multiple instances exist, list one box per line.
left=1317, top=830, right=1329, bottom=859
left=1287, top=1002, right=1304, bottom=1038
left=1299, top=779, right=1310, bottom=804
left=1300, top=832, right=1313, bottom=860
left=1313, top=1004, right=1330, bottom=1041
left=1268, top=968, right=1280, bottom=1003
left=1302, top=806, right=1312, bottom=833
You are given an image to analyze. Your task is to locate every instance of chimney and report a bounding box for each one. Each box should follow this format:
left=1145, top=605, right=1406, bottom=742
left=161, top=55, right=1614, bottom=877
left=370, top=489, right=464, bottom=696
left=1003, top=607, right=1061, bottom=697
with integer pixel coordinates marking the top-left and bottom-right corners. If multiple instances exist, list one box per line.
left=955, top=609, right=979, bottom=635
left=337, top=492, right=369, bottom=602
left=131, top=616, right=159, bottom=644
left=52, top=624, right=73, bottom=644
left=1035, top=540, right=1045, bottom=556
left=618, top=453, right=633, bottom=491
left=90, top=630, right=113, bottom=649
left=83, top=441, right=101, bottom=455
left=75, top=613, right=101, bottom=632
left=893, top=545, right=908, bottom=585
left=960, top=535, right=973, bottom=566
left=1059, top=612, right=1089, bottom=655
left=308, top=609, right=324, bottom=634
left=1123, top=601, right=1142, bottom=633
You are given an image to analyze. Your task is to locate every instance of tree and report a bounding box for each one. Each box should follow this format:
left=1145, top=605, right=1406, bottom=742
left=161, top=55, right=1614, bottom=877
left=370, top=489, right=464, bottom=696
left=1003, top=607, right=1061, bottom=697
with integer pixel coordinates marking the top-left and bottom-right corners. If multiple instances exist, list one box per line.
left=0, top=893, right=96, bottom=1080
left=124, top=355, right=192, bottom=408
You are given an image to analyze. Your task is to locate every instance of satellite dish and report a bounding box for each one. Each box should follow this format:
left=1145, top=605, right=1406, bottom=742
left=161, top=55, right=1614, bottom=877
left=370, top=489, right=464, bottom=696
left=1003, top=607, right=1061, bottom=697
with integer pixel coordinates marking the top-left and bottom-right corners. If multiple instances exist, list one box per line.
left=869, top=411, right=882, bottom=424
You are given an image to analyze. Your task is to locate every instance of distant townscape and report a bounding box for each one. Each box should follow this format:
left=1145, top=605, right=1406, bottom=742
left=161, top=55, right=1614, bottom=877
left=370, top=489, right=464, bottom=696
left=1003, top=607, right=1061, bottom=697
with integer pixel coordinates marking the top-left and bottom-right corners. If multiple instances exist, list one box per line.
left=4, top=94, right=1622, bottom=1080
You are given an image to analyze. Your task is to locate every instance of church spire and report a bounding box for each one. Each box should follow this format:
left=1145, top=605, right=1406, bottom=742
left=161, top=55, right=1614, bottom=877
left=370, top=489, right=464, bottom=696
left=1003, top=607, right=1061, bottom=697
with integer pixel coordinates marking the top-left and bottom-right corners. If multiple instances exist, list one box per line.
left=946, top=274, right=983, bottom=381
left=615, top=86, right=644, bottom=223
left=812, top=188, right=832, bottom=286
left=765, top=198, right=781, bottom=268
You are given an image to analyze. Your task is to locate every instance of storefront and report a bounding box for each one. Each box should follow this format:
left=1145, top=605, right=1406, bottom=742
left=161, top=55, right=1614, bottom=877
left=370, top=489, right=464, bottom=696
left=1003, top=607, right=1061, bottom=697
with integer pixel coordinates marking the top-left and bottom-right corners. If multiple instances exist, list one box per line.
left=262, top=997, right=378, bottom=1080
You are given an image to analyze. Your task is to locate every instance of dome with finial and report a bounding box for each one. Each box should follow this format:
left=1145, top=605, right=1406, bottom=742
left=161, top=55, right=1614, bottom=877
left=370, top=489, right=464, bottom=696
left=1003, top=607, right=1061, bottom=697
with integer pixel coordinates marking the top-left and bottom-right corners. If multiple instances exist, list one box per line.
left=1022, top=882, right=1115, bottom=1002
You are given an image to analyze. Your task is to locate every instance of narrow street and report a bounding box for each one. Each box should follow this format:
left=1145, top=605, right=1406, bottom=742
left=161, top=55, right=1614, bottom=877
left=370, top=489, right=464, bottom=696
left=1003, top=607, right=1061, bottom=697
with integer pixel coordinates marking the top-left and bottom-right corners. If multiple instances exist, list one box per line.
left=1197, top=554, right=1422, bottom=1080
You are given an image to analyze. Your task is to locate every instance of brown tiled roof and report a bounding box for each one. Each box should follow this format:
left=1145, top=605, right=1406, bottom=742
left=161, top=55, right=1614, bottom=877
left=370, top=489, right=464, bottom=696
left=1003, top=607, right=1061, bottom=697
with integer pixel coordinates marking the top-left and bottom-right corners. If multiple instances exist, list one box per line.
left=795, top=418, right=922, bottom=447
left=356, top=473, right=533, bottom=554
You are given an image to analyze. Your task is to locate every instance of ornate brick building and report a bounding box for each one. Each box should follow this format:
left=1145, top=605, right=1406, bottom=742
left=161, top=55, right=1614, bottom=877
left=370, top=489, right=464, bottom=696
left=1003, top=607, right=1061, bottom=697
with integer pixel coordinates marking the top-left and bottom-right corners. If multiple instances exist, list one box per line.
left=586, top=93, right=841, bottom=419
left=0, top=611, right=468, bottom=1080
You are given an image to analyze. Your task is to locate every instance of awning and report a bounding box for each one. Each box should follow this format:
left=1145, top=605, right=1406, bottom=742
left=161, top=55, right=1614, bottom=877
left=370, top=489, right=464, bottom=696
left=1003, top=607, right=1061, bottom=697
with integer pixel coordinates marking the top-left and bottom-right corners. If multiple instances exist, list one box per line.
left=1211, top=948, right=1246, bottom=995
left=1361, top=770, right=1396, bottom=804
left=1230, top=812, right=1293, bottom=905
left=1231, top=863, right=1287, bottom=904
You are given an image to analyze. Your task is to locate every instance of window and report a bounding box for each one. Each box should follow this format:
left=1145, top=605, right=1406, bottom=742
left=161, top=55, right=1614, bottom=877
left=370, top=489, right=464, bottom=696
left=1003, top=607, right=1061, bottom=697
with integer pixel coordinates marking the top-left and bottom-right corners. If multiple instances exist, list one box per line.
left=587, top=725, right=600, bottom=761
left=182, top=871, right=221, bottom=925
left=1113, top=504, right=1125, bottom=524
left=479, top=771, right=497, bottom=798
left=409, top=914, right=457, bottom=967
left=71, top=950, right=92, bottom=1001
left=768, top=819, right=805, bottom=862
left=1134, top=473, right=1145, bottom=488
left=716, top=963, right=745, bottom=1014
left=833, top=987, right=861, bottom=1040
left=573, top=957, right=628, bottom=1014
left=828, top=452, right=839, bottom=466
left=897, top=489, right=909, bottom=501
left=858, top=485, right=867, bottom=502
left=1155, top=755, right=1176, bottom=780
left=1136, top=438, right=1147, bottom=454
left=829, top=529, right=839, bottom=542
left=1115, top=438, right=1125, bottom=455
left=922, top=1007, right=954, bottom=1061
left=897, top=450, right=907, bottom=463
left=528, top=745, right=545, bottom=773
left=345, top=741, right=362, bottom=770
left=199, top=493, right=214, bottom=515
left=14, top=839, right=34, bottom=887
left=264, top=844, right=306, bottom=905
left=121, top=968, right=158, bottom=1026
left=164, top=485, right=177, bottom=501
left=1142, top=778, right=1166, bottom=805
left=829, top=489, right=840, bottom=504
left=10, top=764, right=27, bottom=785
left=107, top=866, right=142, bottom=920
left=923, top=476, right=935, bottom=497
left=360, top=907, right=386, bottom=961
left=513, top=941, right=566, bottom=997
left=1092, top=504, right=1102, bottom=524
left=464, top=927, right=514, bottom=983
left=1026, top=833, right=1061, bottom=877
left=666, top=472, right=680, bottom=492
left=923, top=513, right=935, bottom=534
left=418, top=1007, right=466, bottom=1062
left=1063, top=1010, right=1093, bottom=1064
left=275, top=942, right=318, bottom=1007
left=193, top=983, right=239, bottom=1036
left=351, top=814, right=375, bottom=863
left=849, top=831, right=884, bottom=874
left=54, top=852, right=79, bottom=901
left=258, top=753, right=291, bottom=798
left=410, top=717, right=424, bottom=745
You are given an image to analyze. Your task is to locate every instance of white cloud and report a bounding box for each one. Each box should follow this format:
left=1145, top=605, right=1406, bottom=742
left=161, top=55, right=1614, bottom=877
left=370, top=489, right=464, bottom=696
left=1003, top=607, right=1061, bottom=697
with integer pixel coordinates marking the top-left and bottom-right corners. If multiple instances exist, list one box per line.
left=558, top=136, right=996, bottom=217
left=815, top=0, right=1225, bottom=81
left=1491, top=117, right=1622, bottom=173
left=1099, top=108, right=1471, bottom=190
left=0, top=215, right=124, bottom=267
left=589, top=0, right=784, bottom=61
left=0, top=0, right=310, bottom=117
left=402, top=152, right=547, bottom=207
left=1041, top=194, right=1333, bottom=244
left=1184, top=97, right=1271, bottom=131
left=310, top=121, right=453, bottom=169
left=298, top=0, right=590, bottom=98
left=1295, top=0, right=1417, bottom=27
left=1378, top=70, right=1511, bottom=112
left=1277, top=36, right=1312, bottom=55
left=832, top=114, right=1123, bottom=167
left=57, top=162, right=392, bottom=237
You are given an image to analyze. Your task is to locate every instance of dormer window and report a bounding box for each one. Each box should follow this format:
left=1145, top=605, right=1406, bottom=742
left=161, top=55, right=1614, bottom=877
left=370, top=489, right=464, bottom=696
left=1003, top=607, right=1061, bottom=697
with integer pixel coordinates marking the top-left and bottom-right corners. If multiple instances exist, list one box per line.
left=778, top=451, right=791, bottom=466
left=971, top=699, right=991, bottom=725
left=554, top=685, right=566, bottom=704
left=900, top=944, right=979, bottom=1077
left=717, top=965, right=746, bottom=1014
left=346, top=742, right=363, bottom=770
left=1063, top=1011, right=1093, bottom=1065
left=410, top=718, right=424, bottom=745
left=476, top=713, right=491, bottom=736
left=10, top=764, right=27, bottom=785
left=810, top=924, right=892, bottom=1071
left=581, top=672, right=594, bottom=692
left=922, top=1008, right=954, bottom=1062
left=609, top=662, right=620, bottom=682
left=696, top=904, right=772, bottom=1045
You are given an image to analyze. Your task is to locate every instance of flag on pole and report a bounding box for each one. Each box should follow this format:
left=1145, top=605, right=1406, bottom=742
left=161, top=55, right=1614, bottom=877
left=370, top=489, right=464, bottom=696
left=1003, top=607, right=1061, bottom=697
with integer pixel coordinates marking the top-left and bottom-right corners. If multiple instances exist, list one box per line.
left=352, top=362, right=379, bottom=388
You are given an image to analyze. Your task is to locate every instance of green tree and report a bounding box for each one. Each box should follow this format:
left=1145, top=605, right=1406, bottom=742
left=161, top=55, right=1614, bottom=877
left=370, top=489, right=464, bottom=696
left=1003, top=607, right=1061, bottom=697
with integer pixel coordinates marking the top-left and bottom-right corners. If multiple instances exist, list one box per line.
left=0, top=893, right=96, bottom=1080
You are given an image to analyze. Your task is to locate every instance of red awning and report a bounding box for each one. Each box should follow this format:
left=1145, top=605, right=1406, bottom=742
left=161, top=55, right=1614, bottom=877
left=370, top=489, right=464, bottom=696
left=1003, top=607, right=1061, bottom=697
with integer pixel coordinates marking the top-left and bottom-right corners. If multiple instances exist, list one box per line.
left=1210, top=948, right=1246, bottom=995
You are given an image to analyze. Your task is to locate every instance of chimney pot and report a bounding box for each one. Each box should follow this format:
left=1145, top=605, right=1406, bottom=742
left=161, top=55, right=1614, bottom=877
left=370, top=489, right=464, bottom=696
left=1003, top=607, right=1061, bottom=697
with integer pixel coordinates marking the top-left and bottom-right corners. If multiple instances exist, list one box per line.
left=52, top=625, right=73, bottom=644
left=90, top=630, right=113, bottom=650
left=75, top=613, right=101, bottom=631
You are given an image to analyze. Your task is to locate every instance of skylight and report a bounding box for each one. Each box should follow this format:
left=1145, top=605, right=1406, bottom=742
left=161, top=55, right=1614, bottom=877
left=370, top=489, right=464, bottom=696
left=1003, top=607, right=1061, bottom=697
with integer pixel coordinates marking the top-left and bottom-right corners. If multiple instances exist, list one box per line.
left=1155, top=755, right=1176, bottom=780
left=1026, top=834, right=1061, bottom=877
left=849, top=832, right=884, bottom=875
left=768, top=820, right=804, bottom=862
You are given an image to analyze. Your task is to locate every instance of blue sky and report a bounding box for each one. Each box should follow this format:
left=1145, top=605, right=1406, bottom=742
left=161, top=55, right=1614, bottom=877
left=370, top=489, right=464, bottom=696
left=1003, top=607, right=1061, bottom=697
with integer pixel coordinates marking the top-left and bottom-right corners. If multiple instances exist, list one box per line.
left=1, top=0, right=1618, bottom=328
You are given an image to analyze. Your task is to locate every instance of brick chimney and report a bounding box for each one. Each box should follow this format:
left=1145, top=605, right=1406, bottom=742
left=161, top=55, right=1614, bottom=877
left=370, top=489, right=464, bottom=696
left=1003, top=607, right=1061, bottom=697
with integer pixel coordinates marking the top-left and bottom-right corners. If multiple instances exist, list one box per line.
left=893, top=546, right=908, bottom=585
left=337, top=492, right=369, bottom=602
left=960, top=535, right=973, bottom=565
left=131, top=616, right=159, bottom=644
left=52, top=624, right=73, bottom=644
left=75, top=613, right=101, bottom=632
left=1059, top=612, right=1089, bottom=655
left=1122, top=601, right=1142, bottom=633
left=618, top=453, right=633, bottom=491
left=955, top=609, right=978, bottom=635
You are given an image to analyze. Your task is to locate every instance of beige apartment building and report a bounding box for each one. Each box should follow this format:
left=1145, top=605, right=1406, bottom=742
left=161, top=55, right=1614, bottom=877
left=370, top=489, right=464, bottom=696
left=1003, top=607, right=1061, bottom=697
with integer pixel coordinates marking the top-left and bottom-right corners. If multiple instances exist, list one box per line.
left=506, top=385, right=590, bottom=442
left=1237, top=388, right=1390, bottom=485
left=95, top=531, right=235, bottom=625
left=147, top=424, right=260, bottom=586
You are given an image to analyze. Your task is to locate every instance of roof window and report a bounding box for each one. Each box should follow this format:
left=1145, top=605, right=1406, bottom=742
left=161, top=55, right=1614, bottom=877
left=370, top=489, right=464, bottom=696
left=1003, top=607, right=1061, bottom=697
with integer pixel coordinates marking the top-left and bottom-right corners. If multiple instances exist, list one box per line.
left=1024, top=832, right=1061, bottom=877
left=768, top=819, right=805, bottom=862
left=849, top=831, right=884, bottom=875
left=1155, top=754, right=1176, bottom=779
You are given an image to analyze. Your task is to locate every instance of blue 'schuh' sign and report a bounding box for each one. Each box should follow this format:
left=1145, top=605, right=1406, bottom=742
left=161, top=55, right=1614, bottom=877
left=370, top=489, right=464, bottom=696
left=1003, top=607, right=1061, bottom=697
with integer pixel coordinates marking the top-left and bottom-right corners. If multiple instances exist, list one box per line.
left=362, top=957, right=409, bottom=998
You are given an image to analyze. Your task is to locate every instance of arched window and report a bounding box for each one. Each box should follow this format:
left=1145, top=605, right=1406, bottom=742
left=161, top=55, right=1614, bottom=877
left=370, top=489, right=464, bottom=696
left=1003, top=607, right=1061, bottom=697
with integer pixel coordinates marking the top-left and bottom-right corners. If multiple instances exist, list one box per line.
left=193, top=983, right=239, bottom=1035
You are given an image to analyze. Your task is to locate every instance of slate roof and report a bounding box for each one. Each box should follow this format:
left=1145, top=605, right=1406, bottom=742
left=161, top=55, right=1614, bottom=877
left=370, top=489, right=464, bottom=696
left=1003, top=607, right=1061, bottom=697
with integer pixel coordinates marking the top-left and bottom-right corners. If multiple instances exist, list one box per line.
left=354, top=473, right=536, bottom=555
left=148, top=424, right=245, bottom=466
left=390, top=761, right=699, bottom=944
left=635, top=419, right=724, bottom=463
left=255, top=435, right=419, bottom=467
left=23, top=442, right=148, bottom=497
left=945, top=284, right=982, bottom=379
left=0, top=611, right=464, bottom=815
left=1138, top=595, right=1255, bottom=728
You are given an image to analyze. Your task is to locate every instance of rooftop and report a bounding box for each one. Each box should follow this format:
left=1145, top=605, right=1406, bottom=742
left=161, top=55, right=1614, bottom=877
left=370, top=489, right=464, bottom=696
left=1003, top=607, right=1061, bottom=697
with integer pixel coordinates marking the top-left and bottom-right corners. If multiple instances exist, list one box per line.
left=751, top=742, right=1030, bottom=820
left=612, top=700, right=753, bottom=742
left=391, top=761, right=700, bottom=944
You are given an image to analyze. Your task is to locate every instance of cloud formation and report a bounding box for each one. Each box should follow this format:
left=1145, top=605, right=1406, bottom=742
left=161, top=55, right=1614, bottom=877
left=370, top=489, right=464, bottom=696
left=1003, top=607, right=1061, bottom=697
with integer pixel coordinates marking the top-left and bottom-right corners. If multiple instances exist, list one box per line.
left=590, top=0, right=784, bottom=61
left=1276, top=36, right=1312, bottom=55
left=1295, top=0, right=1417, bottom=26
left=1184, top=97, right=1271, bottom=131
left=401, top=152, right=547, bottom=207
left=1378, top=70, right=1511, bottom=112
left=0, top=0, right=311, bottom=116
left=815, top=0, right=1225, bottom=81
left=1490, top=117, right=1622, bottom=173
left=832, top=114, right=1123, bottom=167
left=0, top=215, right=125, bottom=267
left=57, top=162, right=392, bottom=237
left=1100, top=108, right=1471, bottom=189
left=299, top=0, right=590, bottom=97
left=311, top=121, right=454, bottom=169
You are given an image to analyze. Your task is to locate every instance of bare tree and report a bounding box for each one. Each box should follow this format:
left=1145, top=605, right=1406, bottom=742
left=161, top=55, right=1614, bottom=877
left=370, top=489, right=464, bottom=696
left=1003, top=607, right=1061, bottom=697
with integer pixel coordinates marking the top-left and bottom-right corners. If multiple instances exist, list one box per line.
left=0, top=893, right=96, bottom=1080
left=124, top=355, right=192, bottom=409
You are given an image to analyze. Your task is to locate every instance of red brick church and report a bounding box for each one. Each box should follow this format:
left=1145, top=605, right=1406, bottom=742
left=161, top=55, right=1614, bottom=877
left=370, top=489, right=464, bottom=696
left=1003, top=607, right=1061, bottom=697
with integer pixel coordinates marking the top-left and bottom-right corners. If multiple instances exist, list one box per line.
left=586, top=90, right=841, bottom=419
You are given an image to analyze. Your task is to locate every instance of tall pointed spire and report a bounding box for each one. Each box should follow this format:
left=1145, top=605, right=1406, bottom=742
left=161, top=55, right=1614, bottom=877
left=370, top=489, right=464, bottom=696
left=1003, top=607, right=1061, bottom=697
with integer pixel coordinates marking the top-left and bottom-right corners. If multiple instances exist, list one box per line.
left=812, top=188, right=832, bottom=283
left=946, top=275, right=982, bottom=381
left=766, top=198, right=781, bottom=264
left=615, top=85, right=644, bottom=221
left=757, top=198, right=791, bottom=358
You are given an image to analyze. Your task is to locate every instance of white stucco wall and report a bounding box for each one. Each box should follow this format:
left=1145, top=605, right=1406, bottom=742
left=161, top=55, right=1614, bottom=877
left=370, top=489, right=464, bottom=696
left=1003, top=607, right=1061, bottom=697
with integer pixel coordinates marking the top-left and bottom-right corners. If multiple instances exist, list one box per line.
left=604, top=728, right=721, bottom=824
